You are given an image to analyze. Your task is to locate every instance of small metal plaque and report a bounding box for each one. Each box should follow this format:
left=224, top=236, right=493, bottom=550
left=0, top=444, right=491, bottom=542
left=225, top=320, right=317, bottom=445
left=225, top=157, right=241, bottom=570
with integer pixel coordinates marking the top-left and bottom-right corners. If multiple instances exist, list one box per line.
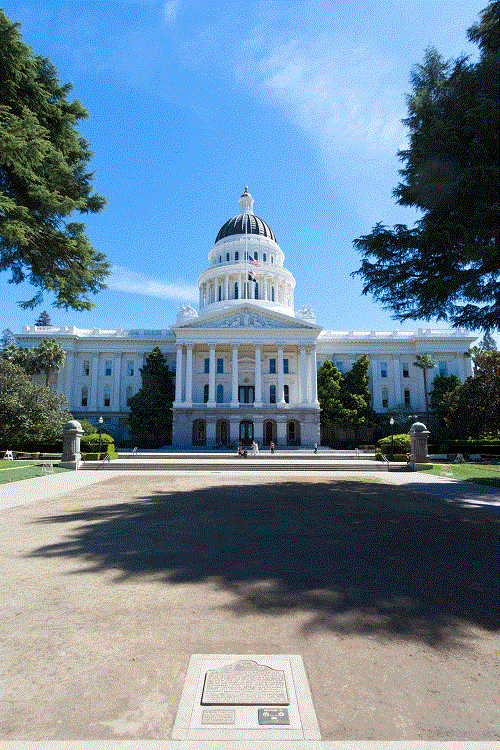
left=201, top=659, right=289, bottom=705
left=258, top=708, right=290, bottom=725
left=201, top=709, right=236, bottom=725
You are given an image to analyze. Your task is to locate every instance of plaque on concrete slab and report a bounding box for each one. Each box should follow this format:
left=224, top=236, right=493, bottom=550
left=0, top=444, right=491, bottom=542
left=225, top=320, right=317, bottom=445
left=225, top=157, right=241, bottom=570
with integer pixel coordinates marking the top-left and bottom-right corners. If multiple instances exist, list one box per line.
left=201, top=659, right=289, bottom=705
left=258, top=708, right=290, bottom=725
left=201, top=708, right=236, bottom=725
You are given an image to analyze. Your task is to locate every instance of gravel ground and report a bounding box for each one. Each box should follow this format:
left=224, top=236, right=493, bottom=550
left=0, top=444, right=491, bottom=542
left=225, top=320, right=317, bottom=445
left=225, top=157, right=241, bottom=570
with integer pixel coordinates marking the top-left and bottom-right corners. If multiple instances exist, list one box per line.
left=0, top=473, right=499, bottom=741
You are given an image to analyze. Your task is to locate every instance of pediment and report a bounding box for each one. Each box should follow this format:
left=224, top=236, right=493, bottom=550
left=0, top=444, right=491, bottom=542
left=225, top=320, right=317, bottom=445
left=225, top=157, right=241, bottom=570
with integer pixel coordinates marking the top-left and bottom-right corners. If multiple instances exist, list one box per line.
left=173, top=304, right=320, bottom=332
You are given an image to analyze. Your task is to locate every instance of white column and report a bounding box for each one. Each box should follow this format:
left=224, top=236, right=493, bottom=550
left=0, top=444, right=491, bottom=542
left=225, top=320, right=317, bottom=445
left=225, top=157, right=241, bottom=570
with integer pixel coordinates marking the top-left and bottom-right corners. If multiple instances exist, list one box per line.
left=277, top=344, right=285, bottom=405
left=90, top=354, right=99, bottom=411
left=371, top=356, right=381, bottom=411
left=238, top=273, right=243, bottom=300
left=174, top=344, right=183, bottom=404
left=199, top=287, right=203, bottom=310
left=185, top=345, right=193, bottom=405
left=225, top=274, right=229, bottom=301
left=254, top=345, right=262, bottom=407
left=310, top=346, right=318, bottom=404
left=208, top=344, right=216, bottom=406
left=112, top=353, right=122, bottom=410
left=231, top=345, right=239, bottom=407
left=300, top=345, right=308, bottom=403
left=64, top=351, right=74, bottom=407
left=392, top=358, right=402, bottom=406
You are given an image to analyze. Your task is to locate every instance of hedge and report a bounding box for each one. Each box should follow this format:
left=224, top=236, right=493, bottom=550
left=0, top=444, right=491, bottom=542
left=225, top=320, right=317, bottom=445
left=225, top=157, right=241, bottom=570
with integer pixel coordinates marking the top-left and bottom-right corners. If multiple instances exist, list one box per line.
left=378, top=434, right=411, bottom=455
left=82, top=450, right=118, bottom=461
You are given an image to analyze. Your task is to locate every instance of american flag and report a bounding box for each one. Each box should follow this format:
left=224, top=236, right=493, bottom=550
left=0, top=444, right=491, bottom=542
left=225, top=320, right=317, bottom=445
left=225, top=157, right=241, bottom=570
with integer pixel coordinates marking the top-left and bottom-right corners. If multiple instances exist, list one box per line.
left=249, top=258, right=262, bottom=267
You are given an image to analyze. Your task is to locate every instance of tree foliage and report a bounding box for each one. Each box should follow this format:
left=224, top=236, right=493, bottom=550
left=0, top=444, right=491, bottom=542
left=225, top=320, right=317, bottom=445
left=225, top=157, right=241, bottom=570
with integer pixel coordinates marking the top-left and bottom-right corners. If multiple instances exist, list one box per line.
left=353, top=2, right=499, bottom=330
left=413, top=354, right=436, bottom=422
left=429, top=372, right=462, bottom=439
left=35, top=310, right=51, bottom=326
left=127, top=347, right=175, bottom=446
left=479, top=329, right=497, bottom=349
left=318, top=355, right=376, bottom=432
left=0, top=358, right=71, bottom=448
left=1, top=338, right=65, bottom=385
left=445, top=349, right=500, bottom=437
left=0, top=10, right=109, bottom=311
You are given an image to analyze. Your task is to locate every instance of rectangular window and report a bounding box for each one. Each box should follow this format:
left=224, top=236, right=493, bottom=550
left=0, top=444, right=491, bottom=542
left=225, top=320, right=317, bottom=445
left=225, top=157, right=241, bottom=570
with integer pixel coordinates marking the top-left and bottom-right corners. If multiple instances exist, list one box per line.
left=402, top=362, right=409, bottom=378
left=81, top=388, right=88, bottom=407
left=127, top=360, right=134, bottom=376
left=105, top=360, right=112, bottom=377
left=270, top=385, right=276, bottom=403
left=83, top=360, right=90, bottom=377
left=217, top=358, right=223, bottom=374
left=283, top=358, right=289, bottom=374
left=269, top=358, right=276, bottom=374
left=204, top=358, right=209, bottom=374
left=404, top=389, right=411, bottom=406
left=381, top=362, right=388, bottom=378
left=439, top=361, right=448, bottom=376
left=104, top=391, right=110, bottom=407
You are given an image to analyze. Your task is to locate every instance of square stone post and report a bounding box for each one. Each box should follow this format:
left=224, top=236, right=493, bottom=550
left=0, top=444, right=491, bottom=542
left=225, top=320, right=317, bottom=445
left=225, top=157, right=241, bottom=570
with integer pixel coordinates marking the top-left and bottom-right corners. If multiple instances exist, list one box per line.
left=185, top=345, right=193, bottom=406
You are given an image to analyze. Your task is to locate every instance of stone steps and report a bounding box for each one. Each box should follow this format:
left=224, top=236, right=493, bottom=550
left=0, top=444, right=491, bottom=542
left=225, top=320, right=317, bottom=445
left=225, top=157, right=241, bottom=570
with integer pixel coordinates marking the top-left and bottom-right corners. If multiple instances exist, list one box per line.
left=82, top=458, right=394, bottom=472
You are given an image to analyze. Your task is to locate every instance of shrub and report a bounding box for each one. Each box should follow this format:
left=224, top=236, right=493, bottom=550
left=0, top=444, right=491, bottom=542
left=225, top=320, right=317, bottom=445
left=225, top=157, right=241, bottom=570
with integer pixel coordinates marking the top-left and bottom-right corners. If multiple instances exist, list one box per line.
left=378, top=433, right=411, bottom=455
left=82, top=450, right=118, bottom=461
left=80, top=433, right=114, bottom=451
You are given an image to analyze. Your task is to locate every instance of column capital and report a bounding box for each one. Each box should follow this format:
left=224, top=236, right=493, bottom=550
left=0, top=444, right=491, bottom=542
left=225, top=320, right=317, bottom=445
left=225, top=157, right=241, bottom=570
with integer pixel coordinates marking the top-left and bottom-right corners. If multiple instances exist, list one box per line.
left=186, top=343, right=193, bottom=351
left=209, top=343, right=216, bottom=350
left=176, top=343, right=183, bottom=351
left=276, top=342, right=285, bottom=351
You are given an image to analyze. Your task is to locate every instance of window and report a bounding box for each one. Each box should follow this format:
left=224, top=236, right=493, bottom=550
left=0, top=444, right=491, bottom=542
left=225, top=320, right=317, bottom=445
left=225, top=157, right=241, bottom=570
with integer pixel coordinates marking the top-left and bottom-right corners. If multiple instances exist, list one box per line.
left=381, top=362, right=388, bottom=378
left=204, top=384, right=209, bottom=403
left=271, top=287, right=275, bottom=301
left=439, top=361, right=448, bottom=376
left=284, top=384, right=289, bottom=403
left=216, top=384, right=223, bottom=403
left=105, top=360, right=112, bottom=377
left=104, top=386, right=110, bottom=407
left=254, top=251, right=258, bottom=259
left=127, top=360, right=134, bottom=376
left=218, top=286, right=222, bottom=301
left=271, top=256, right=274, bottom=264
left=269, top=358, right=276, bottom=374
left=382, top=387, right=388, bottom=408
left=81, top=386, right=88, bottom=407
left=217, top=358, right=224, bottom=374
left=204, top=358, right=210, bottom=373
left=235, top=251, right=239, bottom=261
left=219, top=256, right=221, bottom=263
left=270, top=385, right=276, bottom=403
left=404, top=389, right=411, bottom=406
left=126, top=385, right=133, bottom=404
left=283, top=358, right=289, bottom=374
left=234, top=282, right=239, bottom=299
left=254, top=283, right=258, bottom=300
left=83, top=360, right=90, bottom=376
left=226, top=252, right=230, bottom=262
left=402, top=362, right=409, bottom=378
left=288, top=421, right=295, bottom=440
left=263, top=253, right=267, bottom=262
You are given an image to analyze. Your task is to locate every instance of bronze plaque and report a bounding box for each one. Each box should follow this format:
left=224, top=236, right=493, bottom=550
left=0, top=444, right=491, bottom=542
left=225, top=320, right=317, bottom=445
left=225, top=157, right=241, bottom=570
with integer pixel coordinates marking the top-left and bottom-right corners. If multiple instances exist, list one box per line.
left=201, top=659, right=289, bottom=705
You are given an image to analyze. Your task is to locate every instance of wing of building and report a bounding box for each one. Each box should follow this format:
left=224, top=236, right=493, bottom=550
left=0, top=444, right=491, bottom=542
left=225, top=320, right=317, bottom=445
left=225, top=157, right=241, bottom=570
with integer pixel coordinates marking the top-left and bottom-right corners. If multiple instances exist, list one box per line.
left=16, top=189, right=475, bottom=447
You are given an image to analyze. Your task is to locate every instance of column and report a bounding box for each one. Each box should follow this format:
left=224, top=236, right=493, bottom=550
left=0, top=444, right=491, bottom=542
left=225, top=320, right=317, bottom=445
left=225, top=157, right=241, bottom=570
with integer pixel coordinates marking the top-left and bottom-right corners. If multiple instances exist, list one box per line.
left=90, top=354, right=99, bottom=411
left=311, top=346, right=318, bottom=404
left=206, top=420, right=216, bottom=446
left=174, top=344, right=183, bottom=404
left=300, top=345, right=308, bottom=403
left=392, top=357, right=402, bottom=406
left=231, top=344, right=239, bottom=407
left=254, top=345, right=262, bottom=407
left=208, top=344, right=216, bottom=406
left=199, top=287, right=203, bottom=310
left=276, top=421, right=287, bottom=446
left=64, top=351, right=74, bottom=408
left=185, top=345, right=193, bottom=406
left=371, top=355, right=381, bottom=411
left=112, top=353, right=122, bottom=410
left=277, top=344, right=285, bottom=405
left=225, top=274, right=229, bottom=301
left=238, top=273, right=243, bottom=300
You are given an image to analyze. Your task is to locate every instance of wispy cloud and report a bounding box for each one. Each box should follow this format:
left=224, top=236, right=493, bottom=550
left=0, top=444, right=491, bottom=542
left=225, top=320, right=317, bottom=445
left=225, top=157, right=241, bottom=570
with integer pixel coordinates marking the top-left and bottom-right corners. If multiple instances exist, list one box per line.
left=163, top=1, right=179, bottom=24
left=108, top=266, right=198, bottom=302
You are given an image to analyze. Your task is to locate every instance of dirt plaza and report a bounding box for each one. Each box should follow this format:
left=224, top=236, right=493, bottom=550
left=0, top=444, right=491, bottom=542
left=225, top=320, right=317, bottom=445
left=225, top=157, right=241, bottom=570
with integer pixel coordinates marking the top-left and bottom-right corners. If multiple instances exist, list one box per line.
left=0, top=472, right=499, bottom=742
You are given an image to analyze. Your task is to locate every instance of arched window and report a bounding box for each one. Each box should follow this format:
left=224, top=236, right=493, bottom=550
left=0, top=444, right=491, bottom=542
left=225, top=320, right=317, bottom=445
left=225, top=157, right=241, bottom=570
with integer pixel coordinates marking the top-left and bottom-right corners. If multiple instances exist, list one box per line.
left=226, top=252, right=230, bottom=262
left=271, top=287, right=275, bottom=302
left=284, top=384, right=289, bottom=403
left=270, top=385, right=276, bottom=404
left=81, top=386, right=88, bottom=407
left=254, top=283, right=259, bottom=300
left=103, top=385, right=110, bottom=407
left=235, top=251, right=239, bottom=261
left=218, top=286, right=222, bottom=301
left=204, top=384, right=209, bottom=403
left=126, top=385, right=133, bottom=405
left=216, top=384, right=223, bottom=403
left=263, top=253, right=267, bottom=262
left=254, top=251, right=258, bottom=259
left=234, top=282, right=239, bottom=299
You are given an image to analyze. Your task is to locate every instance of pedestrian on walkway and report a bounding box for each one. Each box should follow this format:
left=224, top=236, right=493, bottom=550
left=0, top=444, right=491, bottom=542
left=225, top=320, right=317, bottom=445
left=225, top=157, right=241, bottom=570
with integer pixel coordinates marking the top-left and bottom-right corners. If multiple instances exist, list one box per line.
left=270, top=441, right=275, bottom=454
left=314, top=443, right=318, bottom=453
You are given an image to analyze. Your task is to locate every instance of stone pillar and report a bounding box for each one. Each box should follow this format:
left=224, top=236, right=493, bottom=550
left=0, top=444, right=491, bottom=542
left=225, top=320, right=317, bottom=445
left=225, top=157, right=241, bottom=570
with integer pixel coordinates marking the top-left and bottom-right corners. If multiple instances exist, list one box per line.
left=276, top=421, right=287, bottom=446
left=225, top=274, right=229, bottom=301
left=208, top=344, right=216, bottom=406
left=174, top=344, right=183, bottom=404
left=231, top=345, right=239, bottom=407
left=90, top=354, right=99, bottom=411
left=64, top=351, right=74, bottom=408
left=60, top=420, right=84, bottom=470
left=311, top=346, right=318, bottom=404
left=185, top=345, right=193, bottom=406
left=111, top=354, right=121, bottom=410
left=206, top=420, right=216, bottom=447
left=392, top=358, right=402, bottom=406
left=408, top=421, right=430, bottom=463
left=254, top=345, right=262, bottom=407
left=300, top=345, right=308, bottom=403
left=277, top=344, right=285, bottom=406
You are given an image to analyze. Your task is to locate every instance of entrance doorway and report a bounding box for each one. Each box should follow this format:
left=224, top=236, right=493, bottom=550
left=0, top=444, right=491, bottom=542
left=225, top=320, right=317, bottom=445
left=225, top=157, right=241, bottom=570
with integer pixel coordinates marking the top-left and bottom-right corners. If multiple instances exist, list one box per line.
left=239, top=420, right=254, bottom=445
left=264, top=420, right=276, bottom=446
left=238, top=386, right=255, bottom=404
left=217, top=419, right=230, bottom=446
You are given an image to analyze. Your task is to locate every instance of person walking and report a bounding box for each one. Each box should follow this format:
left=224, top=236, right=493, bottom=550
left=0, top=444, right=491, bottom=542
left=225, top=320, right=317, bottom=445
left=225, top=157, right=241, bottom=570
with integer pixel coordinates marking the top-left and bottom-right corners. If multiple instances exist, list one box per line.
left=270, top=441, right=275, bottom=454
left=314, top=443, right=318, bottom=453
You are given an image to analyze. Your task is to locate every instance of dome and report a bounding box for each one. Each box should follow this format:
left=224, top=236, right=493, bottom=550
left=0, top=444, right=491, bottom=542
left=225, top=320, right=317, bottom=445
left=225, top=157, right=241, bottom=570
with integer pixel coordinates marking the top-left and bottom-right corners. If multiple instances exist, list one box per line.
left=215, top=213, right=277, bottom=244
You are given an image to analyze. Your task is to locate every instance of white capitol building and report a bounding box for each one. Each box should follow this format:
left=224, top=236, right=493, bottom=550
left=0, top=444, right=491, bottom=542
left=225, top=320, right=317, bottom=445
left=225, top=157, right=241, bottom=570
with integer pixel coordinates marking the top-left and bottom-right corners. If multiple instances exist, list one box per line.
left=17, top=189, right=475, bottom=447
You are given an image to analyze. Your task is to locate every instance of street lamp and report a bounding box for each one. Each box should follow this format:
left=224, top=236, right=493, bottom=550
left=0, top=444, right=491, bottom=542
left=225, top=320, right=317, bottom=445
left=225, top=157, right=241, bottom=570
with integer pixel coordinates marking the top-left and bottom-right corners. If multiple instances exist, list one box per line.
left=389, top=417, right=394, bottom=462
left=98, top=416, right=103, bottom=457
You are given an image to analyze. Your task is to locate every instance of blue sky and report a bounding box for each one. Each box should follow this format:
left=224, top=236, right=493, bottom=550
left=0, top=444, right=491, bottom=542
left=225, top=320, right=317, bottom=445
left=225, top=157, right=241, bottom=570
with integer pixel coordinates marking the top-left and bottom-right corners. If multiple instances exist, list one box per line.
left=1, top=0, right=489, bottom=339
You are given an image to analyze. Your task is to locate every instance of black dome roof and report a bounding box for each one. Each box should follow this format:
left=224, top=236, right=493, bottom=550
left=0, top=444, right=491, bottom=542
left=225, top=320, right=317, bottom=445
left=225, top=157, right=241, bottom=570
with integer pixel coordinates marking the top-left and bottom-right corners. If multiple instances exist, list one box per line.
left=215, top=213, right=277, bottom=244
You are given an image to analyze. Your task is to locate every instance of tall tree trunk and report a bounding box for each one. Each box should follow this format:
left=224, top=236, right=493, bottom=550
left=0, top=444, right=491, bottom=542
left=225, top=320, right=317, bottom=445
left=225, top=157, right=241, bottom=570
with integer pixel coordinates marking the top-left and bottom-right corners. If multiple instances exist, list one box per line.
left=423, top=367, right=429, bottom=423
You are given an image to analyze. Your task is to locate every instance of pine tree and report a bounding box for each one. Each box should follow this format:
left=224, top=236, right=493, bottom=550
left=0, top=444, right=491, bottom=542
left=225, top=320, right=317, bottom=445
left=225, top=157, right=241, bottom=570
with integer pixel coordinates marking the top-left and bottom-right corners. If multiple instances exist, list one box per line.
left=35, top=310, right=51, bottom=327
left=127, top=347, right=175, bottom=446
left=479, top=330, right=497, bottom=350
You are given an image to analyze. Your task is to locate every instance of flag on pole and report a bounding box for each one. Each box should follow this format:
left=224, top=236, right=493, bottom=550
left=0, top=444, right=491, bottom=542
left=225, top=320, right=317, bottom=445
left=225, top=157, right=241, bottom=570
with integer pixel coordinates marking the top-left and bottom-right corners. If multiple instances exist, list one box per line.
left=249, top=258, right=262, bottom=267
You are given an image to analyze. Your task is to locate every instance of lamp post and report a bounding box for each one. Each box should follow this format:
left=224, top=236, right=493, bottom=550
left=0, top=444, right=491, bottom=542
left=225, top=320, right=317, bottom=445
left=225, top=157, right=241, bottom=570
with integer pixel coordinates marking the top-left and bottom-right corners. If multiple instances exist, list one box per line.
left=98, top=416, right=103, bottom=457
left=389, top=417, right=394, bottom=462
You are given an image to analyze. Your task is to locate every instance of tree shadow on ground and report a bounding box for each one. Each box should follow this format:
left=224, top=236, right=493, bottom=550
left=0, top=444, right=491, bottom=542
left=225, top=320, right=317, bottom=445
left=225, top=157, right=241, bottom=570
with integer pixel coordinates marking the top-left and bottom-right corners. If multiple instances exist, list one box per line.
left=27, top=479, right=499, bottom=649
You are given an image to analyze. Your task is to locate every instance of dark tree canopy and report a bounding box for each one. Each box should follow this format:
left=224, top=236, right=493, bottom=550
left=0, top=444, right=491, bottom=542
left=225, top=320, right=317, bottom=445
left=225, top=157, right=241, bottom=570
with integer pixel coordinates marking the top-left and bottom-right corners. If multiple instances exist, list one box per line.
left=127, top=347, right=175, bottom=446
left=317, top=355, right=375, bottom=432
left=445, top=349, right=500, bottom=437
left=353, top=2, right=499, bottom=331
left=0, top=10, right=109, bottom=310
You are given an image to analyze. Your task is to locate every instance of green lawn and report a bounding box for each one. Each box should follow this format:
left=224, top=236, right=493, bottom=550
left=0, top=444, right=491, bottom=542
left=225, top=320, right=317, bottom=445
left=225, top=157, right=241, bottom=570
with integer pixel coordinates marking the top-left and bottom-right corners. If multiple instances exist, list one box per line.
left=421, top=462, right=500, bottom=488
left=0, top=460, right=70, bottom=485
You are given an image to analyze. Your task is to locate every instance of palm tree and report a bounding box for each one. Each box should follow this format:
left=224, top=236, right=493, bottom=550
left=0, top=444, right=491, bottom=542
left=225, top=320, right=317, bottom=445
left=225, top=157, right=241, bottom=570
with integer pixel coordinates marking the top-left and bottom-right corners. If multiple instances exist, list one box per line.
left=35, top=338, right=66, bottom=386
left=413, top=354, right=436, bottom=424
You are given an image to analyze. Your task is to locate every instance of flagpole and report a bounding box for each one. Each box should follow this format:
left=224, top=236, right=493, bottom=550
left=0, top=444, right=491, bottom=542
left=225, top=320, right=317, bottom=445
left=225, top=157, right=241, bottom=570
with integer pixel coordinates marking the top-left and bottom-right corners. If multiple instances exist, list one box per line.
left=244, top=194, right=248, bottom=300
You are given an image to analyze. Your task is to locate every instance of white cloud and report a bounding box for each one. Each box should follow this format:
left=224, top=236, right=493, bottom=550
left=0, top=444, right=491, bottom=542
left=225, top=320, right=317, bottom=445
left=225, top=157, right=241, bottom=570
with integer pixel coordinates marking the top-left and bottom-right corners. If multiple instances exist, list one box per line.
left=164, top=1, right=179, bottom=24
left=108, top=266, right=198, bottom=302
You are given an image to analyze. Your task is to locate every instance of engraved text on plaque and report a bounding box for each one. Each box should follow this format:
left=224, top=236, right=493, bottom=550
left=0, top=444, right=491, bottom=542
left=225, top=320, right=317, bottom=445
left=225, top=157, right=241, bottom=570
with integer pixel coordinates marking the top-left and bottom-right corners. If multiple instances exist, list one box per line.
left=201, top=660, right=289, bottom=706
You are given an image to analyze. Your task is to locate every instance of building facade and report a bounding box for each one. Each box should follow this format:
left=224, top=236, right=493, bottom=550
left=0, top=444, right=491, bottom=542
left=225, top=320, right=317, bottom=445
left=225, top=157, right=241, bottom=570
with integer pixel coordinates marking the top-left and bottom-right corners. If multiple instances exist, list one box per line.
left=16, top=189, right=475, bottom=447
